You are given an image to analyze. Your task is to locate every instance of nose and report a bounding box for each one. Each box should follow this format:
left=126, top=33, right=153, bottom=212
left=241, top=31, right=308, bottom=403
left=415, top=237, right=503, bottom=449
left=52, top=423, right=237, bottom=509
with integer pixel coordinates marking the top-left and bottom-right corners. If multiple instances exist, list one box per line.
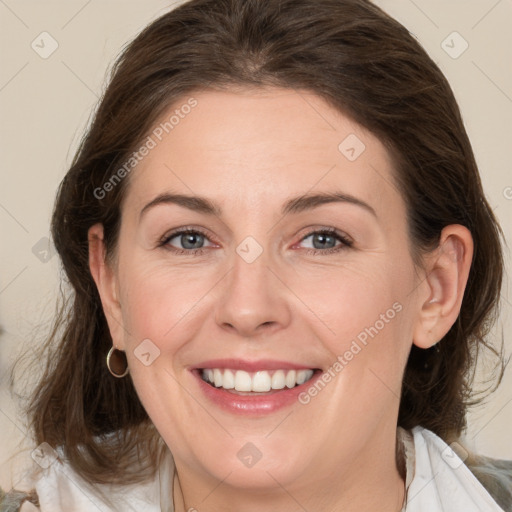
left=214, top=248, right=292, bottom=338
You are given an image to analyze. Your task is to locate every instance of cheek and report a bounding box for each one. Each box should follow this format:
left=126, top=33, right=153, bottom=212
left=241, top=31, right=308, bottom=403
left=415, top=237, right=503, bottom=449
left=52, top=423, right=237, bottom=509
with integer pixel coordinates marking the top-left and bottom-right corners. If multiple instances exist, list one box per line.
left=303, top=261, right=413, bottom=372
left=118, top=260, right=213, bottom=340
left=303, top=265, right=395, bottom=333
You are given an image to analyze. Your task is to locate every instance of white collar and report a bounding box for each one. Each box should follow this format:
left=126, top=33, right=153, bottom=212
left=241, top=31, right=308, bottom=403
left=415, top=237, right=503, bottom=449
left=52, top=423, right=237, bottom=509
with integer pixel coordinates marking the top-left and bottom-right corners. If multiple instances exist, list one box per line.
left=399, top=426, right=506, bottom=511
left=24, top=426, right=505, bottom=511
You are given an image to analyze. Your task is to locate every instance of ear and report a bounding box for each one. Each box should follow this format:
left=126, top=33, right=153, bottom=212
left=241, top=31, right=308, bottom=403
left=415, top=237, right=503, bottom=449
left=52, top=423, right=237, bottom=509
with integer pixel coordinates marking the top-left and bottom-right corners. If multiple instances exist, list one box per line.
left=412, top=224, right=473, bottom=349
left=88, top=223, right=126, bottom=350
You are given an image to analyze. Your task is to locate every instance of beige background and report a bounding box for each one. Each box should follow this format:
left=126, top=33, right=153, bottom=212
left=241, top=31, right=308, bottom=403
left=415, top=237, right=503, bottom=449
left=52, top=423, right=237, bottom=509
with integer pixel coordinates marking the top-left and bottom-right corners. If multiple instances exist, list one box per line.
left=1, top=0, right=511, bottom=491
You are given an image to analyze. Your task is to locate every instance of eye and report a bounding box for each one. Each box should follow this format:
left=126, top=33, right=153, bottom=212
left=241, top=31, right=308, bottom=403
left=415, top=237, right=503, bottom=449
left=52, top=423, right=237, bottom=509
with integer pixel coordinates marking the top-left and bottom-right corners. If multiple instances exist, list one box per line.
left=297, top=228, right=353, bottom=255
left=158, top=226, right=353, bottom=256
left=158, top=228, right=215, bottom=255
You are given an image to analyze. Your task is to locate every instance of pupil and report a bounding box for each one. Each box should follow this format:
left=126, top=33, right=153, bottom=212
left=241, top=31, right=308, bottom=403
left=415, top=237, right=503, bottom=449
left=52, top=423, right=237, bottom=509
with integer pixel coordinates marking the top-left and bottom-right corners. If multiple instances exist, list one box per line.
left=313, top=233, right=334, bottom=249
left=183, top=233, right=203, bottom=249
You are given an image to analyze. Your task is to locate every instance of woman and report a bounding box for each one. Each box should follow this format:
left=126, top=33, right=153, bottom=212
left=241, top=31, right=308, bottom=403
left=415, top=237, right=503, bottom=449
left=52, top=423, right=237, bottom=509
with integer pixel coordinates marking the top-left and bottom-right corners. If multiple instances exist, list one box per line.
left=2, top=0, right=511, bottom=510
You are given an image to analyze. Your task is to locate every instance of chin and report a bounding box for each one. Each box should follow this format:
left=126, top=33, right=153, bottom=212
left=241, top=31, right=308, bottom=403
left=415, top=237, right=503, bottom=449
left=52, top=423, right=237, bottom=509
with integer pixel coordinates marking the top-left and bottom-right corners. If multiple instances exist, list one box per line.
left=199, top=445, right=305, bottom=490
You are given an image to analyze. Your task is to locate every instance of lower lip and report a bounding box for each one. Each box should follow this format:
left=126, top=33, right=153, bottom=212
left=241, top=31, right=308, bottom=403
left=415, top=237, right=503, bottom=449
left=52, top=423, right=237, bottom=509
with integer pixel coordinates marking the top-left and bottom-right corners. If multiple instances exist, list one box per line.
left=192, top=369, right=323, bottom=415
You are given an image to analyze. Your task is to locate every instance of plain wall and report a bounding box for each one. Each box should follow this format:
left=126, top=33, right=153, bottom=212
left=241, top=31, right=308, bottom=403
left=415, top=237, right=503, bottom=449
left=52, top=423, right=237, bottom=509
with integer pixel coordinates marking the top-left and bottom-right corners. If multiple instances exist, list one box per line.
left=1, top=0, right=511, bottom=491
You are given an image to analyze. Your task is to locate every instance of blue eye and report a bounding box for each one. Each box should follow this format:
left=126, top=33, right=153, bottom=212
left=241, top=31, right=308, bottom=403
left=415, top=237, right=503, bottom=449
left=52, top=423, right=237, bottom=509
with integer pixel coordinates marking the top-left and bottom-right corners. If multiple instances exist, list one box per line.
left=297, top=229, right=353, bottom=255
left=158, top=227, right=352, bottom=256
left=159, top=228, right=213, bottom=255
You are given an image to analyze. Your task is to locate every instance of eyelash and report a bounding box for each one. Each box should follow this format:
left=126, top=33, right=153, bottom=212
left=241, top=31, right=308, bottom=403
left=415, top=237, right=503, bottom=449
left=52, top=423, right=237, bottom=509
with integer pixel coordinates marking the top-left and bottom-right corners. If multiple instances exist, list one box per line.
left=158, top=226, right=353, bottom=256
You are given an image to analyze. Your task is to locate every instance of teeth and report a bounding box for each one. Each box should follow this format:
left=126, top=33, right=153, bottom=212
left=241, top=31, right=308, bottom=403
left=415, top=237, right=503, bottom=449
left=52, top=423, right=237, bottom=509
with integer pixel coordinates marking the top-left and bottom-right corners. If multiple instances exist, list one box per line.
left=223, top=369, right=235, bottom=389
left=271, top=370, right=286, bottom=389
left=201, top=368, right=315, bottom=392
left=296, top=370, right=309, bottom=385
left=285, top=370, right=296, bottom=388
left=235, top=370, right=252, bottom=391
left=252, top=371, right=271, bottom=392
left=214, top=369, right=223, bottom=387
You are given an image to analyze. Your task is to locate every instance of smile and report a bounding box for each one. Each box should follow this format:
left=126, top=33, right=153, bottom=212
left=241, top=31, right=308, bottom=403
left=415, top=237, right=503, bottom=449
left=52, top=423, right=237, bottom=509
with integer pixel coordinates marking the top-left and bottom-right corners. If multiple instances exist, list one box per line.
left=191, top=366, right=324, bottom=415
left=201, top=368, right=316, bottom=393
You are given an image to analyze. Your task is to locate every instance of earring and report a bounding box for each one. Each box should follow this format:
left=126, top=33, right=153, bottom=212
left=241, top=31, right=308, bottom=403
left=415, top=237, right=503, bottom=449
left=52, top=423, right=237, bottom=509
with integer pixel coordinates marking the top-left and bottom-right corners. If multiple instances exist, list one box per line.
left=106, top=346, right=129, bottom=378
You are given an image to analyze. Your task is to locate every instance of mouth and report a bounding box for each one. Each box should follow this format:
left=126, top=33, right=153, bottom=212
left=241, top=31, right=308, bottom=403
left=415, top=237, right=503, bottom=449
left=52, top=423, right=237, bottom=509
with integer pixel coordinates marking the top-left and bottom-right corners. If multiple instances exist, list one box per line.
left=195, top=367, right=322, bottom=395
left=189, top=358, right=325, bottom=414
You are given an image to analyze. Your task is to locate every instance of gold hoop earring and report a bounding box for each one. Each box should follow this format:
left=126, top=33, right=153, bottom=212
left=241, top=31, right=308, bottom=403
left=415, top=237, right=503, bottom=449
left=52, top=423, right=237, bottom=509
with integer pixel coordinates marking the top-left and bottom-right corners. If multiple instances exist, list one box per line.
left=106, top=346, right=129, bottom=378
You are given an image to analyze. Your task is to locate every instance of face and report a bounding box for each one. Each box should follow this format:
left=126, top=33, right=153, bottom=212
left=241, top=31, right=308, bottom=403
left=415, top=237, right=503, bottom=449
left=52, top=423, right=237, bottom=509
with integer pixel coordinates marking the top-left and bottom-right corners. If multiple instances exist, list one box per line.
left=94, top=87, right=429, bottom=494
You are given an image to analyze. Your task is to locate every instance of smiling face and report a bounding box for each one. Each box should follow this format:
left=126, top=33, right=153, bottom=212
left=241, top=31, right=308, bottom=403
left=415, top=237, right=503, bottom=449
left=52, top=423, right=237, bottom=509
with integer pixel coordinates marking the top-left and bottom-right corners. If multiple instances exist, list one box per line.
left=89, top=86, right=442, bottom=504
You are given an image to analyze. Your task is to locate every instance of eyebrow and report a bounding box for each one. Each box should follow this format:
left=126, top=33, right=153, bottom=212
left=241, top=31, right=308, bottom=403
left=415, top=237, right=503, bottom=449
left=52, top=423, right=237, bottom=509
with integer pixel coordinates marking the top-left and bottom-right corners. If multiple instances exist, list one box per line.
left=139, top=190, right=377, bottom=221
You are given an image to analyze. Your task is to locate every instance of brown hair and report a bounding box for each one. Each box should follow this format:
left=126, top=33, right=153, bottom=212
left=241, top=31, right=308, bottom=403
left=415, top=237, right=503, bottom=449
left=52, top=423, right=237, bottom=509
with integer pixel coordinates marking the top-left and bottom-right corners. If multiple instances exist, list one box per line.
left=20, top=0, right=507, bottom=486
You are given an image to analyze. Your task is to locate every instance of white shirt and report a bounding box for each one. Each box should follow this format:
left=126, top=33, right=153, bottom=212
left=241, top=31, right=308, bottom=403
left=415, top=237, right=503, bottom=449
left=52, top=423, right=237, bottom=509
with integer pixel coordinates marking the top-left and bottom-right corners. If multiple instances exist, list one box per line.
left=399, top=427, right=508, bottom=511
left=12, top=425, right=509, bottom=511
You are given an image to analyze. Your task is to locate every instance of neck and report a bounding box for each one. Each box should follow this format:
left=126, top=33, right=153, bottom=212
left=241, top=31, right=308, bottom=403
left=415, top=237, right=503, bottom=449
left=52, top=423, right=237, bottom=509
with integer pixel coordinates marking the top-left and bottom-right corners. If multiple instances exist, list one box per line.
left=172, top=426, right=406, bottom=512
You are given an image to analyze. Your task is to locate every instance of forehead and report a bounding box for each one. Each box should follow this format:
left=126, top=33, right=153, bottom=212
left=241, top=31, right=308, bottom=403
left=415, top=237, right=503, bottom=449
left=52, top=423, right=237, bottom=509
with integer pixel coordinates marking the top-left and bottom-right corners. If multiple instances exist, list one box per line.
left=122, top=87, right=403, bottom=221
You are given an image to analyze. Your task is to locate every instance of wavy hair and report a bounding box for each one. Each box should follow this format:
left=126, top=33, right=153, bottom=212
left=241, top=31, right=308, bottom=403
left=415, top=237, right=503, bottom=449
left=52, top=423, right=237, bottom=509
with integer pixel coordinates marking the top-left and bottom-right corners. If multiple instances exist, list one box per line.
left=16, top=0, right=507, bottom=486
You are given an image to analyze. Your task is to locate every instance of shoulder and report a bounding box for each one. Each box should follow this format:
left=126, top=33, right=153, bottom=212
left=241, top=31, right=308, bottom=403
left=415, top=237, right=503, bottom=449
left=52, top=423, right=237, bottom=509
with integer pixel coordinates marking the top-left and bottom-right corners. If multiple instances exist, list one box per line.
left=402, top=425, right=512, bottom=512
left=464, top=452, right=512, bottom=512
left=1, top=445, right=175, bottom=512
left=0, top=487, right=39, bottom=511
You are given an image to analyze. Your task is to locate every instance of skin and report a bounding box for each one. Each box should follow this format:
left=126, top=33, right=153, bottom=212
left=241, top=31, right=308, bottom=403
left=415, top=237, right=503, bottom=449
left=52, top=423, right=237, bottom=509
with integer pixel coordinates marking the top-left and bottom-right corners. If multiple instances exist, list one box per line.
left=88, top=87, right=473, bottom=512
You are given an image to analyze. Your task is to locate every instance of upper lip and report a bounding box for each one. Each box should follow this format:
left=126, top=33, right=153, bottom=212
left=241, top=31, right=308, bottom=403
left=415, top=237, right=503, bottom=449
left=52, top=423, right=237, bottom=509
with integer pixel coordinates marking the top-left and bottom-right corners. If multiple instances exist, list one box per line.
left=192, top=359, right=320, bottom=372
